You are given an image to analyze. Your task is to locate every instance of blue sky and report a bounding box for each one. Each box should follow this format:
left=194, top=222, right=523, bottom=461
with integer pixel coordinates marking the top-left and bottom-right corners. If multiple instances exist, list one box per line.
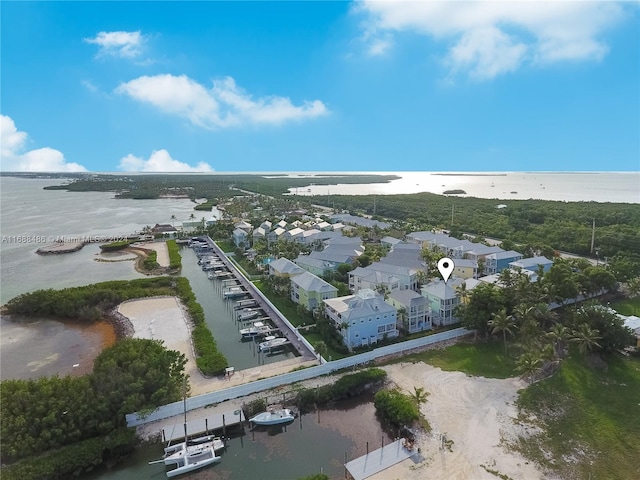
left=1, top=1, right=638, bottom=173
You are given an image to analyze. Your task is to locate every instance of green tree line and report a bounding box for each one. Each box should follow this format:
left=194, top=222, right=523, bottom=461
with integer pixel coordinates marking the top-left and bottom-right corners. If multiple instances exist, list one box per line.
left=0, top=338, right=185, bottom=470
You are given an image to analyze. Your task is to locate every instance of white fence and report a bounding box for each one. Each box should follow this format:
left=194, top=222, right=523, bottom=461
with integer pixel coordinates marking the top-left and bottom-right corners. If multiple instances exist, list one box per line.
left=126, top=327, right=470, bottom=426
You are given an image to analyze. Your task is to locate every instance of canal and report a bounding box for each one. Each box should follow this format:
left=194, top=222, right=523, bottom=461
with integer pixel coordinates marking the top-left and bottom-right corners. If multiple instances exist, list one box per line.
left=82, top=394, right=394, bottom=480
left=180, top=246, right=296, bottom=371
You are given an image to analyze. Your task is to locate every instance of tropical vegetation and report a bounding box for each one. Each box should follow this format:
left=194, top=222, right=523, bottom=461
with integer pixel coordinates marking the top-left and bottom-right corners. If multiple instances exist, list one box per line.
left=0, top=338, right=185, bottom=478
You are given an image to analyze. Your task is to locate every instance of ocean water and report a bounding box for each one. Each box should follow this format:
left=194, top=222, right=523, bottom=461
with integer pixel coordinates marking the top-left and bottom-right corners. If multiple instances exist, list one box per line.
left=284, top=171, right=640, bottom=203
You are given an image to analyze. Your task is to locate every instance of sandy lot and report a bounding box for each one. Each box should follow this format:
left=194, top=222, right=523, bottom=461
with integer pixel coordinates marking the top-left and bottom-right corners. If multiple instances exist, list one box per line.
left=118, top=297, right=201, bottom=384
left=134, top=241, right=170, bottom=267
left=369, top=362, right=549, bottom=480
left=117, top=297, right=318, bottom=396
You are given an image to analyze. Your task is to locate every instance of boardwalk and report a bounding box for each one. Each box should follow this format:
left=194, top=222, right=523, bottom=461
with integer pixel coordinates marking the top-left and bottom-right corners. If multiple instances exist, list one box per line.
left=126, top=327, right=470, bottom=427
left=162, top=409, right=245, bottom=442
left=207, top=238, right=317, bottom=361
left=345, top=438, right=416, bottom=480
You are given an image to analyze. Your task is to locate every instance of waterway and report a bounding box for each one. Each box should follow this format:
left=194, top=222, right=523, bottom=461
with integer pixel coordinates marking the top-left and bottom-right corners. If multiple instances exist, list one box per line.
left=180, top=246, right=296, bottom=370
left=81, top=394, right=394, bottom=480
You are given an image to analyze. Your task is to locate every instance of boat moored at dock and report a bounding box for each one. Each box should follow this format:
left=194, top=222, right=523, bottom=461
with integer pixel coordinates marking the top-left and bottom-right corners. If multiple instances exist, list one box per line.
left=249, top=408, right=296, bottom=426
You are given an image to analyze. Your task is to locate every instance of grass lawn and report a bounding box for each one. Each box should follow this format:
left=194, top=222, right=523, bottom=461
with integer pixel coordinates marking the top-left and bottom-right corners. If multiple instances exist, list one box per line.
left=610, top=297, right=640, bottom=316
left=253, top=281, right=314, bottom=327
left=515, top=354, right=640, bottom=479
left=215, top=240, right=234, bottom=253
left=399, top=341, right=519, bottom=378
left=302, top=332, right=349, bottom=361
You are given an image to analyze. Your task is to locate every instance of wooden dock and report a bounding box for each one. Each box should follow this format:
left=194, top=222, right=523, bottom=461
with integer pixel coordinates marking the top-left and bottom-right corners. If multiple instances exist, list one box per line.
left=161, top=409, right=245, bottom=443
left=345, top=438, right=416, bottom=480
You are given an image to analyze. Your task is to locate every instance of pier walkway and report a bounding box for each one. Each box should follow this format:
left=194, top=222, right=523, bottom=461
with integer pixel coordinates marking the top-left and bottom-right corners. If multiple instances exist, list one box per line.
left=161, top=409, right=245, bottom=443
left=207, top=238, right=317, bottom=361
left=345, top=438, right=416, bottom=480
left=126, top=327, right=470, bottom=427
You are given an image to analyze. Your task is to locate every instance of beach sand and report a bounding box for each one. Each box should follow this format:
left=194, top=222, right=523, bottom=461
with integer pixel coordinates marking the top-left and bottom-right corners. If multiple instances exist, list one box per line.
left=117, top=297, right=318, bottom=396
left=368, top=362, right=551, bottom=480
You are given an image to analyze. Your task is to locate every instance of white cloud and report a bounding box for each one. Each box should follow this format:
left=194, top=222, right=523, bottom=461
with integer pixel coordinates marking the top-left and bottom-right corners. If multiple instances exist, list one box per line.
left=0, top=115, right=87, bottom=172
left=116, top=74, right=328, bottom=129
left=85, top=31, right=145, bottom=58
left=119, top=149, right=214, bottom=172
left=356, top=1, right=627, bottom=79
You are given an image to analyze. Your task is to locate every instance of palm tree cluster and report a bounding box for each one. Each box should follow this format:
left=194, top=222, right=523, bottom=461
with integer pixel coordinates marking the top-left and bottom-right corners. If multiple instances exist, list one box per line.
left=458, top=263, right=633, bottom=382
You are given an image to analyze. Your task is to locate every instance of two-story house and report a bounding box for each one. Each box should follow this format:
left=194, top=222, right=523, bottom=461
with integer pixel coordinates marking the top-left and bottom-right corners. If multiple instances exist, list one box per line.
left=268, top=257, right=305, bottom=278
left=421, top=279, right=462, bottom=326
left=290, top=271, right=337, bottom=312
left=323, top=289, right=398, bottom=351
left=387, top=289, right=431, bottom=333
left=508, top=256, right=553, bottom=274
left=451, top=258, right=478, bottom=279
left=232, top=228, right=249, bottom=248
left=485, top=250, right=524, bottom=275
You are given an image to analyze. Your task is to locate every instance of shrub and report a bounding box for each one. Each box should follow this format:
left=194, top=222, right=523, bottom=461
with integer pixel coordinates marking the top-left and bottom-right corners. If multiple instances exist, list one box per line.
left=374, top=389, right=420, bottom=429
left=167, top=239, right=181, bottom=271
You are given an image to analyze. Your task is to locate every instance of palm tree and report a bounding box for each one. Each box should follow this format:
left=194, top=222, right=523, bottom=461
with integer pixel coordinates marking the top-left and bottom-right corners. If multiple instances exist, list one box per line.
left=456, top=281, right=469, bottom=306
left=411, top=386, right=429, bottom=405
left=314, top=341, right=328, bottom=363
left=397, top=307, right=408, bottom=332
left=340, top=321, right=351, bottom=351
left=189, top=213, right=196, bottom=220
left=170, top=214, right=177, bottom=227
left=571, top=323, right=602, bottom=356
left=516, top=352, right=543, bottom=381
left=533, top=302, right=558, bottom=330
left=488, top=309, right=517, bottom=357
left=547, top=323, right=571, bottom=360
left=512, top=304, right=534, bottom=325
left=627, top=277, right=640, bottom=315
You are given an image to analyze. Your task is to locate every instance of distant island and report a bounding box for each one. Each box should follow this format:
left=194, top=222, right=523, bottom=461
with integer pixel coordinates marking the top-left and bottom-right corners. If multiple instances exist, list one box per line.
left=40, top=173, right=401, bottom=200
left=443, top=189, right=466, bottom=194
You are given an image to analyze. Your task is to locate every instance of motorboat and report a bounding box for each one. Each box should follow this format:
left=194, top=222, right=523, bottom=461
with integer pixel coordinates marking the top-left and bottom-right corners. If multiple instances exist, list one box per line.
left=238, top=309, right=260, bottom=322
left=223, top=287, right=246, bottom=298
left=258, top=336, right=288, bottom=352
left=240, top=321, right=271, bottom=338
left=249, top=408, right=296, bottom=426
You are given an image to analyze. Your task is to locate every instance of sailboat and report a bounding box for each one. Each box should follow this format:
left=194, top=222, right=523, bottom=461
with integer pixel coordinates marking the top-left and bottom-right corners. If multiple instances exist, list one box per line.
left=149, top=379, right=223, bottom=477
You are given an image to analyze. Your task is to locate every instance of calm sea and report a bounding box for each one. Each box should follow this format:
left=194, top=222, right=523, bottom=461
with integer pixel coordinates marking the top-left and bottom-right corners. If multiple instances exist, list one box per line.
left=285, top=171, right=640, bottom=203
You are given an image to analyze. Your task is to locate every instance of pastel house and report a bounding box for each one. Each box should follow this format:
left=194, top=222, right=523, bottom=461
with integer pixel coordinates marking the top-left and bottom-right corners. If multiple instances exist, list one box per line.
left=421, top=279, right=461, bottom=326
left=232, top=228, right=249, bottom=247
left=484, top=250, right=524, bottom=275
left=268, top=257, right=305, bottom=278
left=387, top=289, right=431, bottom=333
left=508, top=256, right=553, bottom=273
left=323, top=289, right=398, bottom=351
left=290, top=271, right=337, bottom=311
left=451, top=258, right=478, bottom=280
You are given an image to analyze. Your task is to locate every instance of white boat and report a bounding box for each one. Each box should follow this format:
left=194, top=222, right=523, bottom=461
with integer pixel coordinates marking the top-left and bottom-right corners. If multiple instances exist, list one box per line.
left=250, top=408, right=296, bottom=426
left=150, top=438, right=223, bottom=477
left=223, top=287, right=245, bottom=298
left=240, top=321, right=270, bottom=338
left=164, top=443, right=221, bottom=477
left=163, top=435, right=225, bottom=457
left=238, top=309, right=259, bottom=322
left=258, top=336, right=288, bottom=352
